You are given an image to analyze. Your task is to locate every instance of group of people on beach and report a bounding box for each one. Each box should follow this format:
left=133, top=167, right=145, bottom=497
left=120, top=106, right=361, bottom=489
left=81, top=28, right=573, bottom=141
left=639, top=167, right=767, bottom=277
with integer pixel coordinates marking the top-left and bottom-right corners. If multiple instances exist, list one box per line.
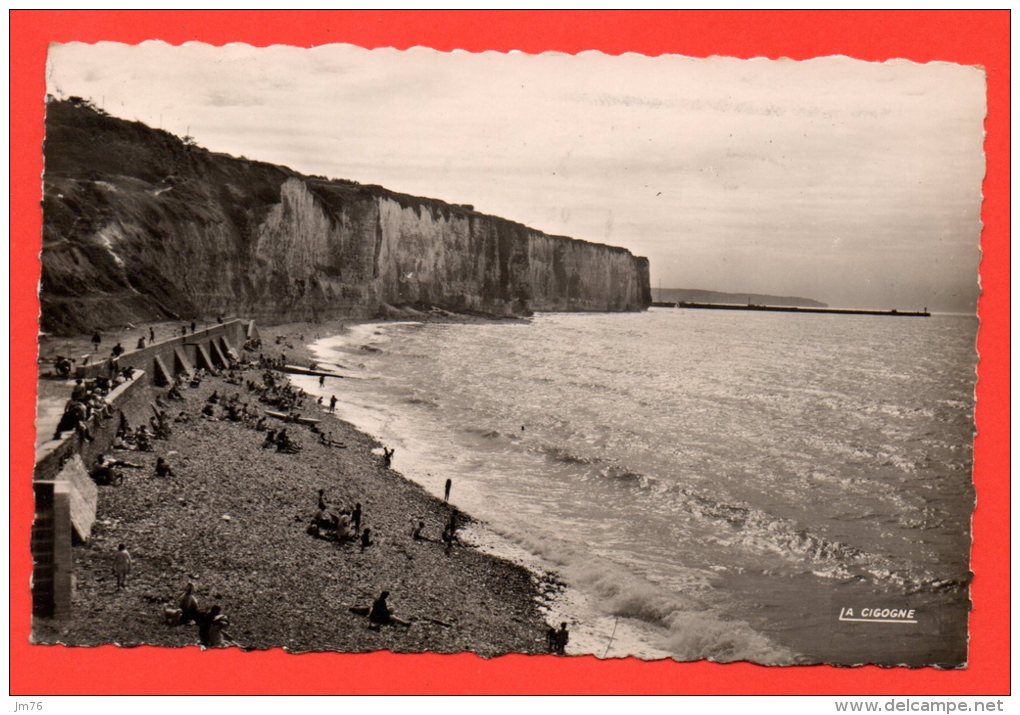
left=54, top=375, right=120, bottom=443
left=163, top=582, right=235, bottom=647
left=66, top=324, right=575, bottom=652
left=309, top=490, right=372, bottom=548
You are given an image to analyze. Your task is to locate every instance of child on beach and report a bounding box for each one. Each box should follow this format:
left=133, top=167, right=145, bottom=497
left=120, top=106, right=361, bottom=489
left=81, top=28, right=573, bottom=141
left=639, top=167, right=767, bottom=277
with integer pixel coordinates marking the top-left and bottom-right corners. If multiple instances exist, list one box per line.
left=360, top=528, right=373, bottom=550
left=352, top=503, right=362, bottom=533
left=113, top=544, right=132, bottom=588
left=412, top=521, right=426, bottom=541
left=155, top=457, right=175, bottom=477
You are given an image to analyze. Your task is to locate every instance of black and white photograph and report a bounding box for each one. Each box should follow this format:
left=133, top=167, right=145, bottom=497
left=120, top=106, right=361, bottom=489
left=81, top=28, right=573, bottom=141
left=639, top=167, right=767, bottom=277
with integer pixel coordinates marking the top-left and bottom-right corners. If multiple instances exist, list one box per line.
left=32, top=41, right=982, bottom=667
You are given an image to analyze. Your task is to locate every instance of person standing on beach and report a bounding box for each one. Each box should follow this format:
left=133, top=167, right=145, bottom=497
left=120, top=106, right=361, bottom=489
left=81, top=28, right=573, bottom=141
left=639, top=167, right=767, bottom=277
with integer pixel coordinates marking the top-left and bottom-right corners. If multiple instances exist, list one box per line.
left=369, top=591, right=392, bottom=626
left=198, top=605, right=233, bottom=646
left=91, top=331, right=101, bottom=352
left=113, top=544, right=132, bottom=588
left=329, top=395, right=337, bottom=413
left=179, top=583, right=200, bottom=625
left=319, top=375, right=325, bottom=388
left=555, top=622, right=570, bottom=655
left=444, top=478, right=452, bottom=502
left=149, top=326, right=155, bottom=343
left=207, top=608, right=233, bottom=647
left=352, top=502, right=362, bottom=533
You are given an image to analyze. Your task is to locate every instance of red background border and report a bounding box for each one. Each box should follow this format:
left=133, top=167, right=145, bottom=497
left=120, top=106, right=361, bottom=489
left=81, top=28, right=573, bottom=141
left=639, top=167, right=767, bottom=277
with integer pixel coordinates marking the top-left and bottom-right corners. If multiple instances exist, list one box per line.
left=9, top=10, right=1010, bottom=695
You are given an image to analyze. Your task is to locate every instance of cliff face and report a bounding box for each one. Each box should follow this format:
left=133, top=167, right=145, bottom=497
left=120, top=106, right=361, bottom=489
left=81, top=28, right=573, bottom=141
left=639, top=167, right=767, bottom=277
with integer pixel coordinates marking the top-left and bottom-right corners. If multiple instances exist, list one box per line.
left=41, top=99, right=651, bottom=334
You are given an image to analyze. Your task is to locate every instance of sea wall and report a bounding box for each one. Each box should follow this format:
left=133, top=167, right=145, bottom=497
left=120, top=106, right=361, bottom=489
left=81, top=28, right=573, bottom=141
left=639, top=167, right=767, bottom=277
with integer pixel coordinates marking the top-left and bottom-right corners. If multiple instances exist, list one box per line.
left=40, top=99, right=651, bottom=334
left=34, top=370, right=150, bottom=483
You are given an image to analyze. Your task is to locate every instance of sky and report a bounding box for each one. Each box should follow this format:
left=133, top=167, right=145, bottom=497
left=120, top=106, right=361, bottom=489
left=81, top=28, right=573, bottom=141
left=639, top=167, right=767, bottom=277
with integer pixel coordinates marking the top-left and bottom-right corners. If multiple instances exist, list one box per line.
left=47, top=42, right=986, bottom=312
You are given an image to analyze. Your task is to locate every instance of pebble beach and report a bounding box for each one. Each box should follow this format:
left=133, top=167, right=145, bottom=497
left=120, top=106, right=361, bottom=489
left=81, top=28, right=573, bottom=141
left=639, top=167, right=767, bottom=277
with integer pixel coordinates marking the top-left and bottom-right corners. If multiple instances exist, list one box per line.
left=33, top=320, right=553, bottom=657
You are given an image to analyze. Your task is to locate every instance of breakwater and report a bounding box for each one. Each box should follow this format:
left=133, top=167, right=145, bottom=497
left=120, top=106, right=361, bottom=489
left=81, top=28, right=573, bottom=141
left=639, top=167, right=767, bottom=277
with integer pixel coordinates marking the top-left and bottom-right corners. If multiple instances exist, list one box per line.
left=652, top=302, right=930, bottom=317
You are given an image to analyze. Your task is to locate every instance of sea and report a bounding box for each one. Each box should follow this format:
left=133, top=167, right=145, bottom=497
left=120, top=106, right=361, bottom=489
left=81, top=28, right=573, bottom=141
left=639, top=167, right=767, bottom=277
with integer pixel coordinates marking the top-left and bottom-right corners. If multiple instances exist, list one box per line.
left=290, top=308, right=977, bottom=666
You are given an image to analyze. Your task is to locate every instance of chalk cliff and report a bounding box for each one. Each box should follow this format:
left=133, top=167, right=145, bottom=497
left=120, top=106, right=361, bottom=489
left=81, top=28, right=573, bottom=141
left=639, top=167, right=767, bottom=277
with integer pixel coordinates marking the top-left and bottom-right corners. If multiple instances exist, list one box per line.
left=41, top=99, right=651, bottom=334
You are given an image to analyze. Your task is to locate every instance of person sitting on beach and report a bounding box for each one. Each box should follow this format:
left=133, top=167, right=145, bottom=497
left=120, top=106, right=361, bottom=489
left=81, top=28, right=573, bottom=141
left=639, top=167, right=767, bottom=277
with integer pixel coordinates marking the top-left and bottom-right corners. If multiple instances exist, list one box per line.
left=134, top=427, right=153, bottom=452
left=179, top=583, right=200, bottom=625
left=441, top=525, right=456, bottom=556
left=90, top=455, right=120, bottom=485
left=90, top=394, right=113, bottom=421
left=167, top=384, right=184, bottom=401
left=155, top=457, right=175, bottom=478
left=71, top=379, right=88, bottom=402
left=136, top=336, right=146, bottom=350
left=262, top=429, right=277, bottom=448
left=335, top=512, right=355, bottom=544
left=412, top=521, right=426, bottom=541
left=276, top=429, right=301, bottom=454
left=367, top=591, right=410, bottom=628
left=112, top=433, right=132, bottom=450
left=55, top=356, right=74, bottom=378
left=207, top=391, right=220, bottom=404
left=151, top=416, right=172, bottom=440
left=382, top=447, right=395, bottom=468
left=359, top=527, right=373, bottom=551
